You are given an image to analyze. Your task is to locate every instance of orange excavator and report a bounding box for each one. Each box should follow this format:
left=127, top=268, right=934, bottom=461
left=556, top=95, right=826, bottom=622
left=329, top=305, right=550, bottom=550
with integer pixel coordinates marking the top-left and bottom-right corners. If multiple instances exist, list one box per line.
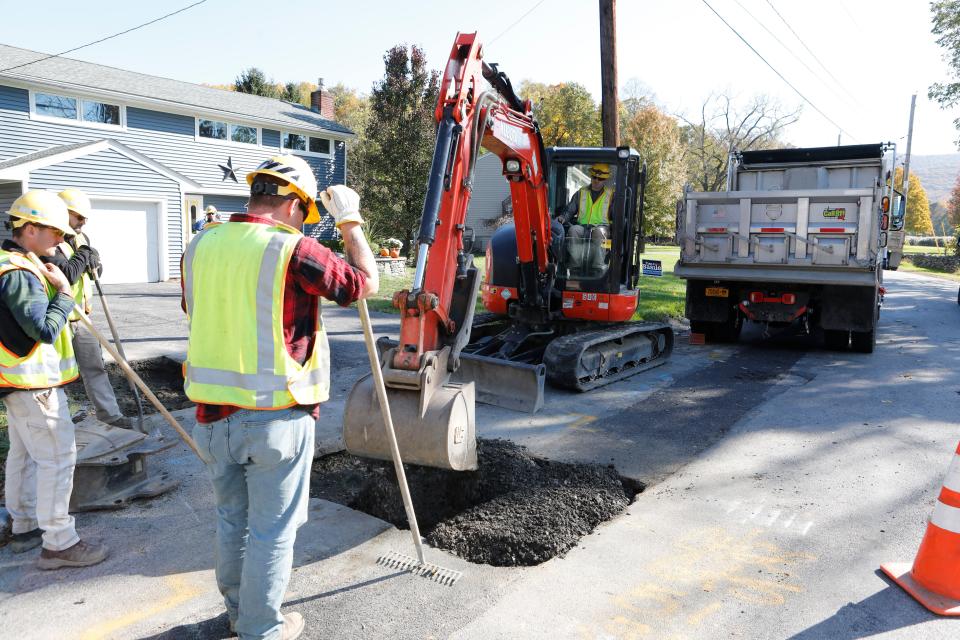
left=343, top=32, right=673, bottom=470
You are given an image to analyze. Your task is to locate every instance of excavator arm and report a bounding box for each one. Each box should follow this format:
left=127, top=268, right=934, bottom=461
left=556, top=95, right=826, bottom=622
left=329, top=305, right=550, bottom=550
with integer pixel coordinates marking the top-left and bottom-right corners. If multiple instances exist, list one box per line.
left=342, top=32, right=553, bottom=471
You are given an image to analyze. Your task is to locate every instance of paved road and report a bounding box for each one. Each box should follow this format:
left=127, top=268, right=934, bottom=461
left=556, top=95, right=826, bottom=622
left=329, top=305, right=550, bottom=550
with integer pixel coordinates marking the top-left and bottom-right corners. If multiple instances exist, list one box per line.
left=1, top=271, right=958, bottom=639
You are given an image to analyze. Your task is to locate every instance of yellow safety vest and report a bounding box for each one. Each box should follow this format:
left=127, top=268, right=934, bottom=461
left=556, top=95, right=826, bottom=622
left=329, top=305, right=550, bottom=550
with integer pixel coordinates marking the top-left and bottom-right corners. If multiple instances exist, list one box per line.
left=60, top=234, right=93, bottom=321
left=578, top=187, right=613, bottom=225
left=182, top=221, right=330, bottom=410
left=0, top=250, right=79, bottom=390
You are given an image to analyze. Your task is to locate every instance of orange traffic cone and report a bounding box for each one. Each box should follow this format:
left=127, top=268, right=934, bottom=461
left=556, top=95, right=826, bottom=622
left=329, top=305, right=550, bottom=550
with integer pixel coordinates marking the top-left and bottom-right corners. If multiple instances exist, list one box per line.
left=881, top=442, right=960, bottom=615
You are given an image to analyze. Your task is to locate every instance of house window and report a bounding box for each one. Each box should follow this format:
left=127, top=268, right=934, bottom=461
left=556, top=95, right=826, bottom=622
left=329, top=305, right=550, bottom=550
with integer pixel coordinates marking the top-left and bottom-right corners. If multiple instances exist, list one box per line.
left=35, top=92, right=77, bottom=119
left=198, top=119, right=228, bottom=140
left=197, top=119, right=259, bottom=145
left=31, top=91, right=124, bottom=129
left=283, top=132, right=332, bottom=157
left=82, top=100, right=121, bottom=126
left=231, top=124, right=257, bottom=144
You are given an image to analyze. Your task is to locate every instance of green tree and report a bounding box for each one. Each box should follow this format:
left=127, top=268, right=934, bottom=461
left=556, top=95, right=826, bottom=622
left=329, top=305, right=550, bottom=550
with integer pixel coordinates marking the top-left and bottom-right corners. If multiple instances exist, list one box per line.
left=619, top=95, right=685, bottom=239
left=352, top=45, right=439, bottom=250
left=234, top=67, right=280, bottom=98
left=930, top=1, right=960, bottom=146
left=947, top=172, right=960, bottom=228
left=519, top=81, right=601, bottom=147
left=895, top=167, right=935, bottom=235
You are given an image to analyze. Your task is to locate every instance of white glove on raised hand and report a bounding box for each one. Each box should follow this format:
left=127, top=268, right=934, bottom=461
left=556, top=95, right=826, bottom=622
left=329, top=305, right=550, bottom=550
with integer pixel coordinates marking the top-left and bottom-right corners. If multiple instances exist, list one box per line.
left=319, top=185, right=364, bottom=228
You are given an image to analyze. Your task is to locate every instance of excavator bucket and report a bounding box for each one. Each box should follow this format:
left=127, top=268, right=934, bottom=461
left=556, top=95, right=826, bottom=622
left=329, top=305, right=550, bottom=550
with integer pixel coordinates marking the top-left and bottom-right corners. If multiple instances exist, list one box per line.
left=343, top=347, right=477, bottom=471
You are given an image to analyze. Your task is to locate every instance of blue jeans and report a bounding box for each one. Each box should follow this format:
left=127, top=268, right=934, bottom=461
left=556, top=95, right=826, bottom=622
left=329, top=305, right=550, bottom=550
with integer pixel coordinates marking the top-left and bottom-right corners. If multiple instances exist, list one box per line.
left=193, top=407, right=315, bottom=640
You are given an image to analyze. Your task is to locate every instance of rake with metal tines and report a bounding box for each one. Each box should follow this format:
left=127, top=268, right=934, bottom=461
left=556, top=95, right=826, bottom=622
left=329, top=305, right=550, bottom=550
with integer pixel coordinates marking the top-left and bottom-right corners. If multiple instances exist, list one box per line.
left=356, top=298, right=464, bottom=587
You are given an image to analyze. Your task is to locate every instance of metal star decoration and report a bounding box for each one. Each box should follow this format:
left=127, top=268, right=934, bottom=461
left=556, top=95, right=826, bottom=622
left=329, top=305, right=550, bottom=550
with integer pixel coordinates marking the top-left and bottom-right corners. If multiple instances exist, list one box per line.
left=218, top=156, right=238, bottom=183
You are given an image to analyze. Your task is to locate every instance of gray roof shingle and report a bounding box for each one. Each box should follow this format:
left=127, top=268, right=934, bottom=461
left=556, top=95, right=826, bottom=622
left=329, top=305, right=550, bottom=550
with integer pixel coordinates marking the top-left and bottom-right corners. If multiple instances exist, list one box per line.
left=0, top=44, right=353, bottom=136
left=0, top=140, right=101, bottom=171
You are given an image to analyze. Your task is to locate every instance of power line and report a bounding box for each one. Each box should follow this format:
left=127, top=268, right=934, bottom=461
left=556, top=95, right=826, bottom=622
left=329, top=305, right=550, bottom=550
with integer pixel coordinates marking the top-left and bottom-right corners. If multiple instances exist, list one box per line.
left=764, top=0, right=861, bottom=106
left=0, top=1, right=208, bottom=75
left=701, top=0, right=856, bottom=141
left=488, top=0, right=549, bottom=45
left=730, top=0, right=857, bottom=109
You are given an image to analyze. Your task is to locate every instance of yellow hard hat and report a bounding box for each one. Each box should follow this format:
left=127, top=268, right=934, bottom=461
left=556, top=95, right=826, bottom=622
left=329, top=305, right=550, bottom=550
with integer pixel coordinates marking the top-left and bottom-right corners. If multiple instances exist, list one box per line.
left=246, top=154, right=321, bottom=224
left=204, top=205, right=218, bottom=215
left=589, top=163, right=611, bottom=180
left=58, top=188, right=92, bottom=218
left=8, top=190, right=75, bottom=236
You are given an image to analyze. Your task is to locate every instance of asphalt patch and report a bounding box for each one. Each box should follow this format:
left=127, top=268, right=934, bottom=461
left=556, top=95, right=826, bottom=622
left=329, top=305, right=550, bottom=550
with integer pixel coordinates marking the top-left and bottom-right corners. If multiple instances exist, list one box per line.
left=65, top=356, right=192, bottom=417
left=310, top=439, right=643, bottom=566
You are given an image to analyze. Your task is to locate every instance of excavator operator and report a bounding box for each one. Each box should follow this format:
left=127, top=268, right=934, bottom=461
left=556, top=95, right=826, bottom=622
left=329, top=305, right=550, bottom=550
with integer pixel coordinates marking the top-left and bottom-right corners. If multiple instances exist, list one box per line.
left=556, top=163, right=614, bottom=274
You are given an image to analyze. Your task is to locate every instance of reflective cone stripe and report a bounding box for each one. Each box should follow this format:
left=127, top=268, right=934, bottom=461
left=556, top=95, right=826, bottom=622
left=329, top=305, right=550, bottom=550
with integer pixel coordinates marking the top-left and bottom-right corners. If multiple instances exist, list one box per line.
left=911, top=446, right=960, bottom=601
left=881, top=441, right=960, bottom=615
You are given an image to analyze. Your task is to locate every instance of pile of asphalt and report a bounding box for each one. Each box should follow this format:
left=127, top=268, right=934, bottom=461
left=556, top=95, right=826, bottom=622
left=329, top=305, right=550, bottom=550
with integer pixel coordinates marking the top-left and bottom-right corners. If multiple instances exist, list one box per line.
left=310, top=438, right=642, bottom=566
left=65, top=356, right=192, bottom=416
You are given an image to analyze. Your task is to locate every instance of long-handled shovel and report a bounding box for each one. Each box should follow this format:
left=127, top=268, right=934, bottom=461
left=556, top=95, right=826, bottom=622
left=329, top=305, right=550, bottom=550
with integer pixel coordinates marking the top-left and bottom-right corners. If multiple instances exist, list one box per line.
left=28, top=253, right=201, bottom=459
left=356, top=298, right=463, bottom=587
left=88, top=269, right=147, bottom=434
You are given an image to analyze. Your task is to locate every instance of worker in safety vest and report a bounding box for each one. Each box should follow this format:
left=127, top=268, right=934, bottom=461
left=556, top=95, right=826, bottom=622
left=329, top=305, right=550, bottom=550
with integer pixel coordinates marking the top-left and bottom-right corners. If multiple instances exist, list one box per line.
left=556, top=162, right=615, bottom=274
left=0, top=190, right=109, bottom=569
left=48, top=189, right=134, bottom=428
left=182, top=154, right=378, bottom=640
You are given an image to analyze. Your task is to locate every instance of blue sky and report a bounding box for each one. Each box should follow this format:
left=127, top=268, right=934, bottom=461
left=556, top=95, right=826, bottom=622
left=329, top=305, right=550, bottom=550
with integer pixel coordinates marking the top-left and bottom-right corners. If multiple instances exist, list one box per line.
left=2, top=0, right=956, bottom=155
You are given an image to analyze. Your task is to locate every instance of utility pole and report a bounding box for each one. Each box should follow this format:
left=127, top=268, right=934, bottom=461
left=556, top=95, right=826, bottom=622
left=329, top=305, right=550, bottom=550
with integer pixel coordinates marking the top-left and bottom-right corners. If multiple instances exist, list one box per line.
left=901, top=93, right=917, bottom=215
left=599, top=0, right=619, bottom=146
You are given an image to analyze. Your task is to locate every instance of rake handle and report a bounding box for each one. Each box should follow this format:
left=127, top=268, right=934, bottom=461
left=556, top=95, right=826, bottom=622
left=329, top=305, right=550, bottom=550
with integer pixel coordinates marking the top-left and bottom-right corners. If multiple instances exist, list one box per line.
left=357, top=298, right=425, bottom=564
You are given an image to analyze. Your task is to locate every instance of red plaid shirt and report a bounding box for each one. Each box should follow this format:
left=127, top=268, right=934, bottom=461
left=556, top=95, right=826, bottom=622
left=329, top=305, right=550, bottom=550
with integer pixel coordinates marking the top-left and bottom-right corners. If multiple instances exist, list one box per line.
left=181, top=214, right=367, bottom=423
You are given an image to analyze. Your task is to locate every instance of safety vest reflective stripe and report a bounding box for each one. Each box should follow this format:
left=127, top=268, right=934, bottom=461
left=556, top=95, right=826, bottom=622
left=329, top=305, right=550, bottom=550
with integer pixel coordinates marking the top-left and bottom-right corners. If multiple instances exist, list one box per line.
left=0, top=250, right=78, bottom=389
left=60, top=238, right=93, bottom=320
left=579, top=187, right=612, bottom=225
left=931, top=500, right=960, bottom=534
left=183, top=222, right=329, bottom=409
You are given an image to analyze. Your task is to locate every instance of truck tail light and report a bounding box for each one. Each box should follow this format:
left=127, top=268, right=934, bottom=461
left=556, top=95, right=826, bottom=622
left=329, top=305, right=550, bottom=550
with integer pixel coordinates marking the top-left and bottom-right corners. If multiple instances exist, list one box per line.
left=749, top=291, right=764, bottom=303
left=782, top=293, right=796, bottom=305
left=881, top=196, right=890, bottom=213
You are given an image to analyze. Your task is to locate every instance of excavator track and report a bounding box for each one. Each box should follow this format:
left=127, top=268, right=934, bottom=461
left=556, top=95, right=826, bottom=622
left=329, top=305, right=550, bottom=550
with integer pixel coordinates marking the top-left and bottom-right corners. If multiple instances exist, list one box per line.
left=543, top=322, right=674, bottom=392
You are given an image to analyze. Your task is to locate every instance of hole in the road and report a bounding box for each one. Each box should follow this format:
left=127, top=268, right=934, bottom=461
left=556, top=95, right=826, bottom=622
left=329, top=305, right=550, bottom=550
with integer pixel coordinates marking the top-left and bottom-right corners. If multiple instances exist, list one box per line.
left=65, top=356, right=192, bottom=415
left=310, top=438, right=644, bottom=567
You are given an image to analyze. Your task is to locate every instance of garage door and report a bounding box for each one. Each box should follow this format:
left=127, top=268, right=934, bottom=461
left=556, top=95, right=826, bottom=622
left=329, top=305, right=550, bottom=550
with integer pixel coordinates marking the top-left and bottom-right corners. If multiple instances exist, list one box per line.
left=84, top=200, right=161, bottom=284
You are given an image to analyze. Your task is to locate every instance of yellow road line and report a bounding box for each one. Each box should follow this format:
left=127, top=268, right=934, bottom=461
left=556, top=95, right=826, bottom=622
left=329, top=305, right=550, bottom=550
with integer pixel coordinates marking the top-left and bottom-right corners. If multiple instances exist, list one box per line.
left=568, top=413, right=598, bottom=433
left=78, top=574, right=204, bottom=640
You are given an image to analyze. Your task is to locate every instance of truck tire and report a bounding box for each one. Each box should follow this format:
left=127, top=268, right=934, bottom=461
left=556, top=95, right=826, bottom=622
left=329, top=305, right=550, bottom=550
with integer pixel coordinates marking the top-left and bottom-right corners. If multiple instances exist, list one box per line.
left=851, top=329, right=875, bottom=354
left=824, top=329, right=849, bottom=351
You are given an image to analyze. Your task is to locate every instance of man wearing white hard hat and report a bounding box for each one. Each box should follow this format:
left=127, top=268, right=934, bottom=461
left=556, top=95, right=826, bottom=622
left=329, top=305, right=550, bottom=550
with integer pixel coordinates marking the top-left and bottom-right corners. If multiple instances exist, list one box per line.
left=49, top=188, right=134, bottom=428
left=0, top=190, right=108, bottom=569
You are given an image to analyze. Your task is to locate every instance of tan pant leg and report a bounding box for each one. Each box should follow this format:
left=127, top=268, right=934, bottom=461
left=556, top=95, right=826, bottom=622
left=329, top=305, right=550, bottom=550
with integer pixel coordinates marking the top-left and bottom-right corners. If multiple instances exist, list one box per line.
left=4, top=388, right=80, bottom=551
left=3, top=393, right=38, bottom=534
left=72, top=321, right=122, bottom=422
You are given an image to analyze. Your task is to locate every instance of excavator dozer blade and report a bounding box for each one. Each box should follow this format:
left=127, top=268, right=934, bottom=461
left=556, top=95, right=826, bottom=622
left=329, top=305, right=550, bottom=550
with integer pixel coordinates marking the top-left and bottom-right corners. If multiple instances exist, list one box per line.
left=451, top=352, right=545, bottom=413
left=343, top=374, right=477, bottom=471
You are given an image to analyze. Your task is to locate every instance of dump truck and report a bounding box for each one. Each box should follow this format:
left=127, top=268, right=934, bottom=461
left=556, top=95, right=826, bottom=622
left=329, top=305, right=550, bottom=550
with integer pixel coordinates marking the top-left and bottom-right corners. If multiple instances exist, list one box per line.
left=675, top=143, right=902, bottom=353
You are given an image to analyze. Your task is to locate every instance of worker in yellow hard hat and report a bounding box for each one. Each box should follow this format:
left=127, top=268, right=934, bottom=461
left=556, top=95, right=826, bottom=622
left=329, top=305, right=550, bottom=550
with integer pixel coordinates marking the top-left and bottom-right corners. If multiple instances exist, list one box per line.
left=0, top=190, right=108, bottom=569
left=193, top=204, right=219, bottom=233
left=182, top=154, right=377, bottom=639
left=555, top=163, right=615, bottom=275
left=46, top=188, right=134, bottom=428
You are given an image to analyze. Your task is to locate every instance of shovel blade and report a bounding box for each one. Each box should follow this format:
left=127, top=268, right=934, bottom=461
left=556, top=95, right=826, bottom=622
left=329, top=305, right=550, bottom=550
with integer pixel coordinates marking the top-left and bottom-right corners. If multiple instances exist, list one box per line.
left=343, top=374, right=477, bottom=471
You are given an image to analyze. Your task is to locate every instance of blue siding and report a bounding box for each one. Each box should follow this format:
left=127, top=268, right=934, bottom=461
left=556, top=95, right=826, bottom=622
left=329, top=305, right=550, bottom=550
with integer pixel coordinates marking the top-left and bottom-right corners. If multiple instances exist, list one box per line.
left=0, top=181, right=23, bottom=242
left=29, top=148, right=181, bottom=277
left=0, top=85, right=347, bottom=203
left=127, top=107, right=193, bottom=135
left=201, top=194, right=248, bottom=216
left=262, top=129, right=280, bottom=147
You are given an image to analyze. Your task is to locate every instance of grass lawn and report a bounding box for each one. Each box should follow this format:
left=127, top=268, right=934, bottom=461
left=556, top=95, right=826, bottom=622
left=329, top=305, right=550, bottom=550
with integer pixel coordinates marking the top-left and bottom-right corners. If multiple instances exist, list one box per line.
left=902, top=244, right=954, bottom=255
left=362, top=246, right=687, bottom=322
left=898, top=261, right=960, bottom=282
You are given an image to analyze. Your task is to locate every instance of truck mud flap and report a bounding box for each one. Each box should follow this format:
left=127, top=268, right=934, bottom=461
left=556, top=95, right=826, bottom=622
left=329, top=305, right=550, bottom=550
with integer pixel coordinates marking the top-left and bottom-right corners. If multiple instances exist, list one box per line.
left=374, top=337, right=545, bottom=413
left=71, top=420, right=178, bottom=512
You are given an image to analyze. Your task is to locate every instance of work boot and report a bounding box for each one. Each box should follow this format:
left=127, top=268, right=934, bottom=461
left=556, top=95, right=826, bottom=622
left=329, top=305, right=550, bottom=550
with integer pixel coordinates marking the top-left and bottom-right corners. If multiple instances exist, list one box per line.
left=280, top=612, right=304, bottom=640
left=104, top=415, right=134, bottom=429
left=9, top=528, right=42, bottom=553
left=38, top=539, right=108, bottom=570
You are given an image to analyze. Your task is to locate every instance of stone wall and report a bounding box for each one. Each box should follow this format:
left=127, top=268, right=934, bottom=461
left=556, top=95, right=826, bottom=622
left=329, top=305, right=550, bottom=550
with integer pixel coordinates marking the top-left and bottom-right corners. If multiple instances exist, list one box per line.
left=375, top=257, right=406, bottom=277
left=903, top=253, right=960, bottom=272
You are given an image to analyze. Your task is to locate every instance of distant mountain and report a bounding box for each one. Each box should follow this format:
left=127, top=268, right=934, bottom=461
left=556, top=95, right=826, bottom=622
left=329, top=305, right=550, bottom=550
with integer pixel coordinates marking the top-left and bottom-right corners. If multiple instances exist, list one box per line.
left=909, top=153, right=960, bottom=204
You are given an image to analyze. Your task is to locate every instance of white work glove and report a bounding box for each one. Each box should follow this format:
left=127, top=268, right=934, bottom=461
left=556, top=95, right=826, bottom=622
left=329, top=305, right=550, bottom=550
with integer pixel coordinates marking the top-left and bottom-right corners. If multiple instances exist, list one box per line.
left=319, top=185, right=364, bottom=228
